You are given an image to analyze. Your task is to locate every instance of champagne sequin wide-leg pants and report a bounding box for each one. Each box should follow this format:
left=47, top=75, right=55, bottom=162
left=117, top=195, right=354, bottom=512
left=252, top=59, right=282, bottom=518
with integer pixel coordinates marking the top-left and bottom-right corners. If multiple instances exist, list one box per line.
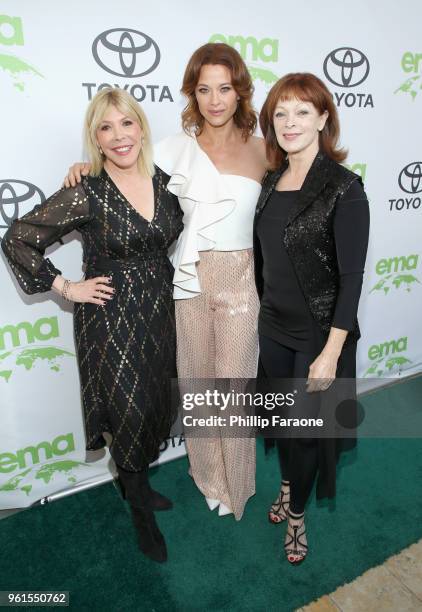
left=175, top=249, right=259, bottom=520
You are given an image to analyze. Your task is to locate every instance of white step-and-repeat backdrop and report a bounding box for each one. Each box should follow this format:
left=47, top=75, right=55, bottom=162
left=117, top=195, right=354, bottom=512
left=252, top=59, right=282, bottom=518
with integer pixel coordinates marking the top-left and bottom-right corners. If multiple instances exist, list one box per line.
left=1, top=0, right=421, bottom=508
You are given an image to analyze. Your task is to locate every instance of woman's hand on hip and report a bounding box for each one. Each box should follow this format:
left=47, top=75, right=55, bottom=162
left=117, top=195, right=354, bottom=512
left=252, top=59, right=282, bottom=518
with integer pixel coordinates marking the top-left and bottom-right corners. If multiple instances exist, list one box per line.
left=69, top=277, right=115, bottom=305
left=53, top=275, right=114, bottom=305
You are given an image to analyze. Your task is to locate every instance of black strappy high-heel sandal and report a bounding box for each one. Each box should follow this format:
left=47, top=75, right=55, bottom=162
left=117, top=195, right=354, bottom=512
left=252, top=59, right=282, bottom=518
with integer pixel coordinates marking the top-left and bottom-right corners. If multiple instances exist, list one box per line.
left=284, top=510, right=308, bottom=564
left=268, top=480, right=290, bottom=524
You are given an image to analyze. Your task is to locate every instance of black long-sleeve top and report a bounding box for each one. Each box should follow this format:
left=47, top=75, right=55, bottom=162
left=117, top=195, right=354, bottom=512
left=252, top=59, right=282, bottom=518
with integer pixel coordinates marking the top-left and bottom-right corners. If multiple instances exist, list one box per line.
left=256, top=180, right=369, bottom=352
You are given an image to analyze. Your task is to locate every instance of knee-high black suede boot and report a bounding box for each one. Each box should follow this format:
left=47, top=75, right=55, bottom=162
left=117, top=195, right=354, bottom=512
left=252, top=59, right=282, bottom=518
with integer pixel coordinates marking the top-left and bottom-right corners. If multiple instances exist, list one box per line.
left=116, top=465, right=172, bottom=511
left=116, top=465, right=167, bottom=563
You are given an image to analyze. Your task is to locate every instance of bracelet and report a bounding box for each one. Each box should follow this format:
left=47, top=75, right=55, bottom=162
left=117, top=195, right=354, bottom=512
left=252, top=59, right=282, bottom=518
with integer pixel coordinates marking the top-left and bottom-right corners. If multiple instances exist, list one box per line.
left=61, top=279, right=72, bottom=302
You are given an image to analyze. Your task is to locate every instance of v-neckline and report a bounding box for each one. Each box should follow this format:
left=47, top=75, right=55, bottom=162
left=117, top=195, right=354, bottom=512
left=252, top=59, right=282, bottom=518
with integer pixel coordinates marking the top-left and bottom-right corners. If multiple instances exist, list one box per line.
left=103, top=168, right=157, bottom=224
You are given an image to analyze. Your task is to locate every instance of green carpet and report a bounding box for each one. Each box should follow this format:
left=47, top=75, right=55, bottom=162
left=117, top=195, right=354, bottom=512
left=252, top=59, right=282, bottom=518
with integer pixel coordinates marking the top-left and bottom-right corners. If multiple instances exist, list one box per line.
left=1, top=377, right=422, bottom=611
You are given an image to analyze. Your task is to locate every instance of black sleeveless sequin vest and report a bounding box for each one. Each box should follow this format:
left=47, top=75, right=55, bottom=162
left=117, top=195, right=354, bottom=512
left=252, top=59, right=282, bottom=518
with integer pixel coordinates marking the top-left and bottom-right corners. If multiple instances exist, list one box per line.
left=253, top=151, right=362, bottom=343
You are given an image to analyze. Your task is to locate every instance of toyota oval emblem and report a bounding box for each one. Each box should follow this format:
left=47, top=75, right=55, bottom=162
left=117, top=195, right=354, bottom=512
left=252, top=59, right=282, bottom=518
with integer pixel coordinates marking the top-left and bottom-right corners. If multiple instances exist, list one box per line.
left=92, top=28, right=160, bottom=78
left=0, top=180, right=45, bottom=237
left=323, top=47, right=370, bottom=88
left=398, top=162, right=422, bottom=194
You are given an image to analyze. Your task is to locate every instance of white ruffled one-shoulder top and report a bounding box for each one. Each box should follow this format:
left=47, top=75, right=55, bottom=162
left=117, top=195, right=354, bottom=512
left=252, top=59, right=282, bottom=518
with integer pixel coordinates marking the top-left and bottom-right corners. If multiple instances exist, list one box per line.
left=154, top=132, right=262, bottom=300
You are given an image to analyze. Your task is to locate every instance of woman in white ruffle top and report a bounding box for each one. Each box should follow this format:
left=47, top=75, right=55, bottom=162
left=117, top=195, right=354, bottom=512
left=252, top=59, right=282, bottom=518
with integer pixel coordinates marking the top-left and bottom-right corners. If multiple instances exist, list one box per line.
left=63, top=43, right=269, bottom=521
left=154, top=43, right=268, bottom=520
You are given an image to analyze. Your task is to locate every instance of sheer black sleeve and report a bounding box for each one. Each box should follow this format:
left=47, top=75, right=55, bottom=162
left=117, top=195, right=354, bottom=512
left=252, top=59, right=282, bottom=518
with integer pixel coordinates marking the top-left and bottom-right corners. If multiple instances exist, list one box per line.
left=1, top=184, right=91, bottom=294
left=331, top=180, right=370, bottom=331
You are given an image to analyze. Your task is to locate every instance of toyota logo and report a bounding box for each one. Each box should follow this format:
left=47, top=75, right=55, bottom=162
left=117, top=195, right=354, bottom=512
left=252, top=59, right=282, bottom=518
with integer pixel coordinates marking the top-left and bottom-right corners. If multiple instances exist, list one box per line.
left=0, top=180, right=45, bottom=238
left=92, top=28, right=160, bottom=78
left=323, top=47, right=370, bottom=88
left=398, top=162, right=422, bottom=194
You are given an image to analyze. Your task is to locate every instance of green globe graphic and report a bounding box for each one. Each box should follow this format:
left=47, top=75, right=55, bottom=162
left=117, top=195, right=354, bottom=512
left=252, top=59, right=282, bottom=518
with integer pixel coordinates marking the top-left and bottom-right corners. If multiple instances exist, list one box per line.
left=394, top=75, right=422, bottom=101
left=0, top=461, right=91, bottom=497
left=0, top=52, right=44, bottom=91
left=0, top=342, right=86, bottom=504
left=370, top=274, right=420, bottom=295
left=0, top=345, right=75, bottom=382
left=364, top=355, right=412, bottom=377
left=247, top=64, right=278, bottom=87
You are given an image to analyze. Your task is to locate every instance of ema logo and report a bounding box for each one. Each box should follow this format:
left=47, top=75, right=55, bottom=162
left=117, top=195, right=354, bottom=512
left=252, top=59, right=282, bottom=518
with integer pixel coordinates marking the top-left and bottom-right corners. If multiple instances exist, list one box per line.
left=364, top=337, right=412, bottom=377
left=0, top=433, right=75, bottom=474
left=388, top=162, right=422, bottom=212
left=209, top=34, right=279, bottom=88
left=370, top=254, right=421, bottom=295
left=0, top=179, right=45, bottom=240
left=394, top=52, right=422, bottom=101
left=323, top=47, right=373, bottom=108
left=0, top=316, right=75, bottom=383
left=0, top=14, right=43, bottom=91
left=0, top=433, right=91, bottom=497
left=83, top=27, right=172, bottom=103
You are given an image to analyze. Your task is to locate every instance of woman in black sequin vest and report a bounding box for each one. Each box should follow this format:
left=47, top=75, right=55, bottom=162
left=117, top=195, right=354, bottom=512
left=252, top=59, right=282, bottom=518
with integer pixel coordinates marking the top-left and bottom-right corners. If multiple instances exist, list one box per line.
left=254, top=73, right=370, bottom=564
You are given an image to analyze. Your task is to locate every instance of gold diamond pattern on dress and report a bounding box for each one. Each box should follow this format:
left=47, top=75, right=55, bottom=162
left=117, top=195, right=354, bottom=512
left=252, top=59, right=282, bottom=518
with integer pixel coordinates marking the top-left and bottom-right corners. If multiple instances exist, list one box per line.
left=2, top=167, right=184, bottom=471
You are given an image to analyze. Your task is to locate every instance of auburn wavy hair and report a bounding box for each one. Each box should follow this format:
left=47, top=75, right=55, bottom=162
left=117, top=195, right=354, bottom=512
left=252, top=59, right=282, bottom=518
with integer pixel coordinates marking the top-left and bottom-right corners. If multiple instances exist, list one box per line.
left=181, top=43, right=257, bottom=140
left=259, top=72, right=347, bottom=169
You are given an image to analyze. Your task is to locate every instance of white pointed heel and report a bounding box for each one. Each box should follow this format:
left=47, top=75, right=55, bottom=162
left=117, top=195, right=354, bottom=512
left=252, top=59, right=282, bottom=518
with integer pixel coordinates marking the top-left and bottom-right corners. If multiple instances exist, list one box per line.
left=218, top=502, right=233, bottom=517
left=205, top=497, right=220, bottom=511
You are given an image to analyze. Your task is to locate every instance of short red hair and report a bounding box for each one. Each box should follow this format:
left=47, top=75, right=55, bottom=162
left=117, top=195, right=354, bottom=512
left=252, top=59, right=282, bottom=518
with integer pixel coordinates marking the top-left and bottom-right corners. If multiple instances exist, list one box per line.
left=181, top=43, right=257, bottom=141
left=259, top=72, right=346, bottom=168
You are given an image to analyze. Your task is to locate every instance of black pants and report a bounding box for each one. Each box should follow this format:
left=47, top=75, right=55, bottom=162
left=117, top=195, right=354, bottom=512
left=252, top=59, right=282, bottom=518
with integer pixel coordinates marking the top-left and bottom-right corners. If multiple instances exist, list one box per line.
left=259, top=334, right=356, bottom=514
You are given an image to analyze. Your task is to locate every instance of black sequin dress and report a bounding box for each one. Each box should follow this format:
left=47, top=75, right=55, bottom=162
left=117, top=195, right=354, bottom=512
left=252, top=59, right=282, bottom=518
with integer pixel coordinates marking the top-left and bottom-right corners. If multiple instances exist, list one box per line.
left=2, top=167, right=184, bottom=470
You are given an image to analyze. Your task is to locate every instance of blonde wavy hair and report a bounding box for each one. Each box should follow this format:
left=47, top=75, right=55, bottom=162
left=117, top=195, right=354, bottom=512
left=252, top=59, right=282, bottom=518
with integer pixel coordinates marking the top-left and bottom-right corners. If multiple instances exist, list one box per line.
left=84, top=88, right=154, bottom=177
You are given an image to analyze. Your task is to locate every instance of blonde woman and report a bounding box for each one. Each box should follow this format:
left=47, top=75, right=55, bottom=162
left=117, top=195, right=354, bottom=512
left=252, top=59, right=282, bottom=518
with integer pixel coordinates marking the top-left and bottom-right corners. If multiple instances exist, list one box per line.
left=2, top=88, right=183, bottom=563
